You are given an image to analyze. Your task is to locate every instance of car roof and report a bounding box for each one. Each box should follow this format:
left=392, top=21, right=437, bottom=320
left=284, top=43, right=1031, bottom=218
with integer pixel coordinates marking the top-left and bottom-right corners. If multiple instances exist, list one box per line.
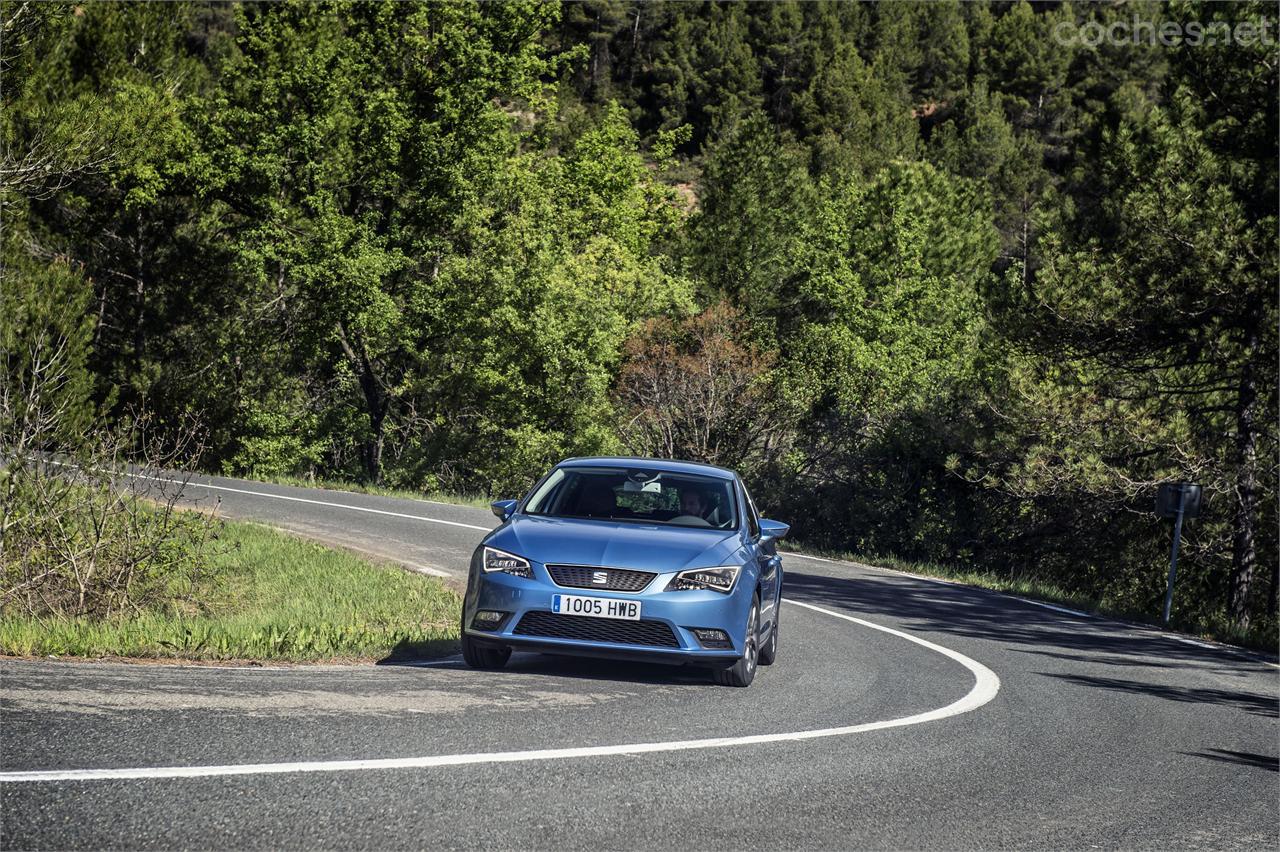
left=557, top=456, right=737, bottom=481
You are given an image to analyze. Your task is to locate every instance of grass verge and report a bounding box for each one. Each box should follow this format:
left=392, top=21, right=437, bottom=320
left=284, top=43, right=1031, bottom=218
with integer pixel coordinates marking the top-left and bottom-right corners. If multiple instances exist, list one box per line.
left=779, top=541, right=1277, bottom=655
left=0, top=520, right=460, bottom=662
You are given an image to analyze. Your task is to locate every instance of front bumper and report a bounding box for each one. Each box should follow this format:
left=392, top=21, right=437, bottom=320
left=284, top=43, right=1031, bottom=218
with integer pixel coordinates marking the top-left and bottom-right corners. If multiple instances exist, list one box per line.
left=463, top=563, right=749, bottom=668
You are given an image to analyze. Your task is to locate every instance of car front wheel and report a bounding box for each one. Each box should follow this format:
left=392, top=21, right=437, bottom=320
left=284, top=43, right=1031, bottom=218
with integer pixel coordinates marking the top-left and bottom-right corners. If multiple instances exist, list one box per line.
left=460, top=610, right=511, bottom=670
left=713, top=596, right=759, bottom=687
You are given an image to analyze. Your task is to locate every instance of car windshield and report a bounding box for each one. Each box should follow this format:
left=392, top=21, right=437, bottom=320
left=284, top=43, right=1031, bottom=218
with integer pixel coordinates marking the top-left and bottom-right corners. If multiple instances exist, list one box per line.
left=524, top=466, right=738, bottom=530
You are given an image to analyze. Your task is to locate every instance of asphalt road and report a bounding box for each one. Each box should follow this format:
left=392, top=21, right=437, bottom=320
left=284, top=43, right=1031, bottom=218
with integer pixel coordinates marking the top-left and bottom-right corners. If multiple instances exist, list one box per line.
left=2, top=473, right=1277, bottom=849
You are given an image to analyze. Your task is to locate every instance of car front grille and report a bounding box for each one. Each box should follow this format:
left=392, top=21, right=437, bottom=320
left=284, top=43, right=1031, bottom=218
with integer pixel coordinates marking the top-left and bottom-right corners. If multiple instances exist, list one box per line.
left=513, top=611, right=680, bottom=647
left=546, top=564, right=656, bottom=593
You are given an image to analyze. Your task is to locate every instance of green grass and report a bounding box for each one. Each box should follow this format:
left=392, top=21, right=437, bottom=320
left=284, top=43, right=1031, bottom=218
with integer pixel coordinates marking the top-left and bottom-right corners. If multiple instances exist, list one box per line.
left=779, top=541, right=1278, bottom=655
left=227, top=471, right=494, bottom=509
left=0, top=521, right=461, bottom=662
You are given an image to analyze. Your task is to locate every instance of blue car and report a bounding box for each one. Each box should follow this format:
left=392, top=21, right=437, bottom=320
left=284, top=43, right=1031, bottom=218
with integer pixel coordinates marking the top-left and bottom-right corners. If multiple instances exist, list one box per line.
left=461, top=457, right=789, bottom=686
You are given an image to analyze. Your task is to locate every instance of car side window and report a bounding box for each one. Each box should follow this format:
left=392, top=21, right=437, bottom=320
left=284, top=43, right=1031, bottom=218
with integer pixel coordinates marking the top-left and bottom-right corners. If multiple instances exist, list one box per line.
left=741, top=483, right=760, bottom=539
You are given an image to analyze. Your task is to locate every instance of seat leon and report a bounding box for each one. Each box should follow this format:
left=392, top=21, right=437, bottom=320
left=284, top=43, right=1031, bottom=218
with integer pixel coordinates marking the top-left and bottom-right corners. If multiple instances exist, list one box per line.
left=461, top=457, right=788, bottom=686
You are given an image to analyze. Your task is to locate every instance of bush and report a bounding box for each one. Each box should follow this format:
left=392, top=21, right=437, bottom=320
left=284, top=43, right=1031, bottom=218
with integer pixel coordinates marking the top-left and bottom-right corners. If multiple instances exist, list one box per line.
left=0, top=449, right=219, bottom=619
left=1, top=242, right=218, bottom=619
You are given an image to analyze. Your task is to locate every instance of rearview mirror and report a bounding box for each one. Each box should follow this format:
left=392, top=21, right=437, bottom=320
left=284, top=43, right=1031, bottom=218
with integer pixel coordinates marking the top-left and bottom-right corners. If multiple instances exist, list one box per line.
left=759, top=518, right=790, bottom=540
left=490, top=499, right=517, bottom=521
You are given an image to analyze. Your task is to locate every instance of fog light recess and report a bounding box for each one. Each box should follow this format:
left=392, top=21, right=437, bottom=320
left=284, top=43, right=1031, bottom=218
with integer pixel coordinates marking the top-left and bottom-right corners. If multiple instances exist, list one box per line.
left=691, top=628, right=732, bottom=649
left=471, top=610, right=509, bottom=631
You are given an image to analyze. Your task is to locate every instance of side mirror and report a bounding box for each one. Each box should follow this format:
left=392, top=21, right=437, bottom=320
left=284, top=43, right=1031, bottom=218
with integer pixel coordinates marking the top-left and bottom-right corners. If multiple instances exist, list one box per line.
left=759, top=518, right=790, bottom=541
left=490, top=499, right=517, bottom=521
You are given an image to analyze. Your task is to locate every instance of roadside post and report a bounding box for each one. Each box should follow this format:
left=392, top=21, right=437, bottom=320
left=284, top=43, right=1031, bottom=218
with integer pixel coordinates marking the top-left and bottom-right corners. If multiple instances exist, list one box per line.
left=1155, top=482, right=1202, bottom=626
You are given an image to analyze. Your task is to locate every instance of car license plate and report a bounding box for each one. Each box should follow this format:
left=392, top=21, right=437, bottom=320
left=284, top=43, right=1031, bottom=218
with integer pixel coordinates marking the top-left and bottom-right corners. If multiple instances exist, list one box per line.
left=552, top=594, right=641, bottom=621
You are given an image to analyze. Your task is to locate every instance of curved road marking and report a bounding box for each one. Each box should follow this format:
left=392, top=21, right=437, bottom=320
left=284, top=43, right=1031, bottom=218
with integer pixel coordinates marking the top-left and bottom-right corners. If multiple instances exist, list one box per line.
left=788, top=553, right=1280, bottom=668
left=0, top=600, right=1000, bottom=784
left=94, top=465, right=493, bottom=532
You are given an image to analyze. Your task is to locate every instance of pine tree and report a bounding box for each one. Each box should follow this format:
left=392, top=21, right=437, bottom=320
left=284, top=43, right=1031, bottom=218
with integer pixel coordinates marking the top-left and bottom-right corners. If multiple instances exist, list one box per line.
left=986, top=90, right=1276, bottom=629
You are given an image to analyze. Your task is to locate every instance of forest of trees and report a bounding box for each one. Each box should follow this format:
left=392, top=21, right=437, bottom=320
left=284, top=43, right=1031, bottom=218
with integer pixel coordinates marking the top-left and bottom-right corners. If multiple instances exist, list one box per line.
left=3, top=1, right=1275, bottom=641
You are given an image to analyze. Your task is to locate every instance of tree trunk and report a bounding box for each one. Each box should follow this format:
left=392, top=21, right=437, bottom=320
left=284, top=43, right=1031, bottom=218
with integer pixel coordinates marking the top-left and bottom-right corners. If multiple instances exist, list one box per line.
left=362, top=407, right=386, bottom=486
left=336, top=321, right=389, bottom=485
left=1228, top=323, right=1259, bottom=628
left=1269, top=549, right=1278, bottom=619
left=355, top=364, right=387, bottom=485
left=132, top=213, right=146, bottom=368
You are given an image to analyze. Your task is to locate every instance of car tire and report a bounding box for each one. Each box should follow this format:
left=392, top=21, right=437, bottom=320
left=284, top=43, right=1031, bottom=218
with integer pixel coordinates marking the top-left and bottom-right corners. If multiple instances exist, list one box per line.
left=758, top=602, right=778, bottom=666
left=460, top=610, right=511, bottom=670
left=713, top=595, right=759, bottom=687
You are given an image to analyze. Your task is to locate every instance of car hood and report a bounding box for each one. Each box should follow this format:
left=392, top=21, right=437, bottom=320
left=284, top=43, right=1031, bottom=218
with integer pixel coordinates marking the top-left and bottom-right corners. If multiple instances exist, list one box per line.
left=488, top=515, right=741, bottom=573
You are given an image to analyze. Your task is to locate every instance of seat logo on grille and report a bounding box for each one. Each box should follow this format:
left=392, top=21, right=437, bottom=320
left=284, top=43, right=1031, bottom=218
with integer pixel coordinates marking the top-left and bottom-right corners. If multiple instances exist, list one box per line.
left=591, top=571, right=609, bottom=585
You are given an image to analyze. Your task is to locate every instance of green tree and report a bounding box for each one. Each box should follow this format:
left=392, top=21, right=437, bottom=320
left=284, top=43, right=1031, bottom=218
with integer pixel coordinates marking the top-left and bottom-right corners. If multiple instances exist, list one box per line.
left=557, top=0, right=629, bottom=101
left=929, top=78, right=1054, bottom=279
left=1, top=2, right=226, bottom=423
left=193, top=1, right=558, bottom=483
left=409, top=103, right=694, bottom=493
left=977, top=89, right=1276, bottom=629
left=773, top=162, right=999, bottom=557
left=688, top=111, right=815, bottom=324
left=792, top=30, right=918, bottom=175
left=781, top=162, right=995, bottom=423
left=0, top=243, right=97, bottom=453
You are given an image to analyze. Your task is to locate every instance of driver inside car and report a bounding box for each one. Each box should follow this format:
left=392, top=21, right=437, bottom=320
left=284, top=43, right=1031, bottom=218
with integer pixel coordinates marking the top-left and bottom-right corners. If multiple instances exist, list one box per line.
left=676, top=487, right=712, bottom=525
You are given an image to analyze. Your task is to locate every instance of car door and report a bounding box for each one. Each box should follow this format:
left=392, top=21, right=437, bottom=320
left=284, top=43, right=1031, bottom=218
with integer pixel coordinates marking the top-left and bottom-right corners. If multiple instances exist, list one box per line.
left=740, top=480, right=781, bottom=633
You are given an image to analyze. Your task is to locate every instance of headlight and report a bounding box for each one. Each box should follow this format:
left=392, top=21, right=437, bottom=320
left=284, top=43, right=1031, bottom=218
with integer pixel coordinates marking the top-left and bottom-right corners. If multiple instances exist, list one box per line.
left=666, top=565, right=740, bottom=594
left=483, top=546, right=533, bottom=578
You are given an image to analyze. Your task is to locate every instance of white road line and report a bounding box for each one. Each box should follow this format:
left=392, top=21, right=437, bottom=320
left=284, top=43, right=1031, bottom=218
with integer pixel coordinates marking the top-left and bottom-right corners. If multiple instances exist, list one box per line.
left=59, top=462, right=492, bottom=533
left=1013, top=599, right=1091, bottom=619
left=785, top=552, right=1280, bottom=668
left=0, top=600, right=1000, bottom=784
left=1172, top=637, right=1222, bottom=650
left=785, top=552, right=963, bottom=588
left=787, top=552, right=1091, bottom=617
left=177, top=665, right=295, bottom=671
